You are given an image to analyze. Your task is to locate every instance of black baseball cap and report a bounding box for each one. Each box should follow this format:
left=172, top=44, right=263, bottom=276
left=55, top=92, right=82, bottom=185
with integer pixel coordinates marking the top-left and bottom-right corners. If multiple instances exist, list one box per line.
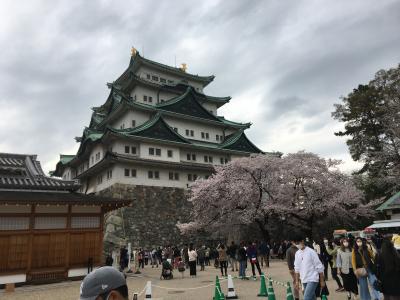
left=80, top=267, right=127, bottom=300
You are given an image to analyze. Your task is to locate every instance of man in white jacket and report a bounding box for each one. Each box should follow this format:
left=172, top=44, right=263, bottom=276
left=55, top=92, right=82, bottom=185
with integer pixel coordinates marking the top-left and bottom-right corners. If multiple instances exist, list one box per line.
left=294, top=235, right=325, bottom=300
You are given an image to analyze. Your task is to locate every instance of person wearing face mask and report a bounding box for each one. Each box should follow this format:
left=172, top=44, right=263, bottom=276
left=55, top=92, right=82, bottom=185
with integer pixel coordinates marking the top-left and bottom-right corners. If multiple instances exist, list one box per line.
left=326, top=239, right=344, bottom=292
left=287, top=237, right=300, bottom=300
left=337, top=238, right=358, bottom=300
left=352, top=237, right=381, bottom=300
left=294, top=235, right=325, bottom=300
left=320, top=238, right=331, bottom=281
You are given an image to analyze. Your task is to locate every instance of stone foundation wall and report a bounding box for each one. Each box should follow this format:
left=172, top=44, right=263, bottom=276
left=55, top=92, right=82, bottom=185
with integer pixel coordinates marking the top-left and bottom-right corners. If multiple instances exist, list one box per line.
left=99, top=183, right=195, bottom=251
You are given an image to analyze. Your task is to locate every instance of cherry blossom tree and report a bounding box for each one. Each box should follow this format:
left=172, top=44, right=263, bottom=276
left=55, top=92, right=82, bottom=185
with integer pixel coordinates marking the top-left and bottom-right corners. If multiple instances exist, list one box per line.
left=177, top=152, right=377, bottom=240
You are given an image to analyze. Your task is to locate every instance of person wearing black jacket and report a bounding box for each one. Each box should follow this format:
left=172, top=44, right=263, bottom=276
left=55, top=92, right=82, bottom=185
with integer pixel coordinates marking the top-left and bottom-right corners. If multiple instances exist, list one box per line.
left=237, top=241, right=248, bottom=279
left=376, top=238, right=400, bottom=300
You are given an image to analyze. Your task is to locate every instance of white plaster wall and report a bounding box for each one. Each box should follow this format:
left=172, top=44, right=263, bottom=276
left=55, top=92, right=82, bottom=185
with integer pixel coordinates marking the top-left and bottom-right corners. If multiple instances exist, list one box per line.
left=200, top=102, right=218, bottom=115
left=163, top=116, right=225, bottom=143
left=111, top=140, right=140, bottom=156
left=179, top=149, right=231, bottom=165
left=62, top=167, right=72, bottom=180
left=89, top=144, right=105, bottom=168
left=137, top=65, right=204, bottom=91
left=159, top=90, right=179, bottom=103
left=110, top=109, right=151, bottom=129
left=139, top=142, right=180, bottom=163
left=68, top=268, right=89, bottom=277
left=0, top=274, right=26, bottom=284
left=112, top=163, right=210, bottom=189
left=130, top=85, right=158, bottom=106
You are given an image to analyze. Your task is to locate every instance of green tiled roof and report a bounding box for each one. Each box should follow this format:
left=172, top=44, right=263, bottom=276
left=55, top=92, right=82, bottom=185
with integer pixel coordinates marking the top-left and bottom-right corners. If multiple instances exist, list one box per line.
left=156, top=87, right=222, bottom=122
left=128, top=52, right=215, bottom=85
left=377, top=191, right=400, bottom=211
left=221, top=131, right=263, bottom=153
left=59, top=154, right=75, bottom=165
left=107, top=113, right=190, bottom=144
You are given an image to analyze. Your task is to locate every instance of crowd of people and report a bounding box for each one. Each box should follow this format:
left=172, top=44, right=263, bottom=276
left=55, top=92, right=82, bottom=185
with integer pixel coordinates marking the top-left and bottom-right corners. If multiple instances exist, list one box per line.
left=102, top=233, right=400, bottom=300
left=286, top=234, right=400, bottom=300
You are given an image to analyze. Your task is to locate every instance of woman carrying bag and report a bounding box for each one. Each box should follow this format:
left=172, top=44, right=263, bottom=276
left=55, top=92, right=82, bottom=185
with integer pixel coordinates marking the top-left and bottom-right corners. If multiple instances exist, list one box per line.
left=352, top=237, right=381, bottom=300
left=337, top=238, right=358, bottom=300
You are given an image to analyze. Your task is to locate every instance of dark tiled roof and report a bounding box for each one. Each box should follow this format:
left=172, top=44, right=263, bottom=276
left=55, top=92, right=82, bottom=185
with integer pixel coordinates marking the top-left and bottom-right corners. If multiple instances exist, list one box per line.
left=0, top=153, right=80, bottom=191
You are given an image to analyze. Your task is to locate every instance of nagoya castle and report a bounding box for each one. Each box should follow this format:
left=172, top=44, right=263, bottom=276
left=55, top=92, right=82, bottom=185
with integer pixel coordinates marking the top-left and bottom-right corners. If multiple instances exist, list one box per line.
left=53, top=47, right=263, bottom=248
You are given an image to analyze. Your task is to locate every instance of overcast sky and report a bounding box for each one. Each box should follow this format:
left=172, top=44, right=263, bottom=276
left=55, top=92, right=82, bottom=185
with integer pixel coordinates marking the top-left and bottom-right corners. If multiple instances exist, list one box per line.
left=0, top=0, right=399, bottom=173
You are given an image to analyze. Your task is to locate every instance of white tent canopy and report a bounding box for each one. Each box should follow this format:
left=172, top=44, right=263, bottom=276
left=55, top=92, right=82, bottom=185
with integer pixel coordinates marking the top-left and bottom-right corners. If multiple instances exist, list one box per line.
left=368, top=220, right=400, bottom=229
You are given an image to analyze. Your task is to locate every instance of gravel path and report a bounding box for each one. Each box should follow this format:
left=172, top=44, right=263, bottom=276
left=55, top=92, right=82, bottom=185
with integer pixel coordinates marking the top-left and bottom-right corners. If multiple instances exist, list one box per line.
left=1, top=260, right=348, bottom=299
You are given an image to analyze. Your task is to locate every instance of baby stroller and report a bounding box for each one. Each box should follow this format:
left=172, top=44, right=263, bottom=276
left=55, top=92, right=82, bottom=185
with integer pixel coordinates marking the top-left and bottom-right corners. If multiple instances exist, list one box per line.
left=160, top=259, right=173, bottom=280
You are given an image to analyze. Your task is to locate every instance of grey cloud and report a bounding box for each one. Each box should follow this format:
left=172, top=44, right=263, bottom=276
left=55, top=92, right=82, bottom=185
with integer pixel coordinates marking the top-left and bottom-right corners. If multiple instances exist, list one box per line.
left=0, top=0, right=399, bottom=173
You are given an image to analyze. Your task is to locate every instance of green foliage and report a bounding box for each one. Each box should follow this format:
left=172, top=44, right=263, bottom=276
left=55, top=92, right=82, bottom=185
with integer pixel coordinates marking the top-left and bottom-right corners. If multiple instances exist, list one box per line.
left=332, top=64, right=400, bottom=199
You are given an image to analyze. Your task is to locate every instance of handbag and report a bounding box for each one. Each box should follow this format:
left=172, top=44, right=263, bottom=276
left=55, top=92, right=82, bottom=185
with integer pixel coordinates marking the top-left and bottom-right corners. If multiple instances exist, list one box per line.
left=355, top=267, right=367, bottom=277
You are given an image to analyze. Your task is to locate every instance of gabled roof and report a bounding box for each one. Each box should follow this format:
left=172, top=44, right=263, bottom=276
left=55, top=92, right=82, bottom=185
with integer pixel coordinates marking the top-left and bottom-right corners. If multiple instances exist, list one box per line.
left=0, top=152, right=80, bottom=191
left=159, top=83, right=231, bottom=107
left=221, top=131, right=263, bottom=153
left=95, top=88, right=250, bottom=130
left=377, top=191, right=400, bottom=211
left=117, top=52, right=215, bottom=87
left=107, top=112, right=190, bottom=145
left=156, top=87, right=222, bottom=122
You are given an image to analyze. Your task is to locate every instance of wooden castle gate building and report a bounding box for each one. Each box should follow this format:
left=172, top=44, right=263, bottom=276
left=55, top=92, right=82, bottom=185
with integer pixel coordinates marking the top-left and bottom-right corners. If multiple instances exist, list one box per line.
left=0, top=153, right=130, bottom=286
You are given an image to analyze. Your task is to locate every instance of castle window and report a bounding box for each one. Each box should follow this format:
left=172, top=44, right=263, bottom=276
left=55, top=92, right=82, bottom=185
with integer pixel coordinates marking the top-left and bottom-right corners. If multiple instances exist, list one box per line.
left=125, top=169, right=136, bottom=177
left=167, top=150, right=173, bottom=158
left=206, top=133, right=209, bottom=139
left=131, top=169, right=137, bottom=177
left=225, top=158, right=229, bottom=164
left=187, top=153, right=191, bottom=160
left=220, top=157, right=224, bottom=164
left=192, top=154, right=196, bottom=161
left=124, top=169, right=130, bottom=177
left=149, top=148, right=155, bottom=155
left=209, top=156, right=213, bottom=163
left=107, top=170, right=112, bottom=179
left=148, top=171, right=153, bottom=179
left=190, top=130, right=194, bottom=137
left=143, top=95, right=147, bottom=102
left=131, top=147, right=137, bottom=154
left=160, top=78, right=166, bottom=83
left=204, top=156, right=208, bottom=163
left=125, top=146, right=130, bottom=154
left=201, top=132, right=205, bottom=139
left=216, top=135, right=219, bottom=141
left=120, top=123, right=125, bottom=129
left=132, top=120, right=136, bottom=127
left=155, top=148, right=161, bottom=156
left=149, top=96, right=153, bottom=103
left=169, top=172, right=179, bottom=181
left=185, top=129, right=189, bottom=136
left=152, top=75, right=159, bottom=81
left=146, top=74, right=151, bottom=80
left=154, top=171, right=160, bottom=179
left=188, top=174, right=192, bottom=181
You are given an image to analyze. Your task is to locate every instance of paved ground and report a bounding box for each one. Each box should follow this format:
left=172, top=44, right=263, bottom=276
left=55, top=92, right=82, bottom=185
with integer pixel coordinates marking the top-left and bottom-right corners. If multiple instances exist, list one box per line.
left=1, top=260, right=347, bottom=300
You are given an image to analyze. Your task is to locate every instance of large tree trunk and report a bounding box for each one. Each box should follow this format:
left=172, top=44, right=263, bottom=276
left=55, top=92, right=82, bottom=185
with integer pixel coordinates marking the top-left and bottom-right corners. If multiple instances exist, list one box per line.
left=306, top=214, right=314, bottom=239
left=255, top=220, right=270, bottom=242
